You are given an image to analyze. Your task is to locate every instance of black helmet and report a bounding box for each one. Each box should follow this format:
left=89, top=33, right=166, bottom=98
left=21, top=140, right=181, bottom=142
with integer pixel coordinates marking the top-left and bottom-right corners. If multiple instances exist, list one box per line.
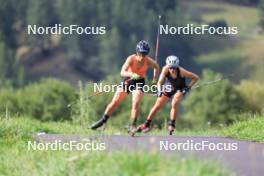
left=136, top=40, right=150, bottom=55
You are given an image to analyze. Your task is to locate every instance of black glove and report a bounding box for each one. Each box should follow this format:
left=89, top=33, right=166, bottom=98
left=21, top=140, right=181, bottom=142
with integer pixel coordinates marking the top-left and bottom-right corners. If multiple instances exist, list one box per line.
left=182, top=86, right=191, bottom=96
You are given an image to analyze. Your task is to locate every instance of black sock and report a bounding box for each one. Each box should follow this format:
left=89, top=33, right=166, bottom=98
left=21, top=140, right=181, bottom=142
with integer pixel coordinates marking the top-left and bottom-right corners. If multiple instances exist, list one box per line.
left=102, top=114, right=109, bottom=122
left=168, top=120, right=175, bottom=127
left=145, top=120, right=152, bottom=127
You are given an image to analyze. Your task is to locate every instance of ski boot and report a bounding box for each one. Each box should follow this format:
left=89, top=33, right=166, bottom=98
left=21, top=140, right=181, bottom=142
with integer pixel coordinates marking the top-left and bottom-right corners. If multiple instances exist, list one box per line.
left=130, top=123, right=150, bottom=137
left=168, top=120, right=176, bottom=135
left=90, top=115, right=109, bottom=130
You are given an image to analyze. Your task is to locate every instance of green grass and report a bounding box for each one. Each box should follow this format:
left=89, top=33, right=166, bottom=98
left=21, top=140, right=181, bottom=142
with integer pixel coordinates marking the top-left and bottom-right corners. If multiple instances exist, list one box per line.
left=1, top=114, right=263, bottom=141
left=0, top=147, right=231, bottom=176
left=0, top=117, right=233, bottom=176
left=222, top=115, right=264, bottom=142
left=149, top=114, right=264, bottom=142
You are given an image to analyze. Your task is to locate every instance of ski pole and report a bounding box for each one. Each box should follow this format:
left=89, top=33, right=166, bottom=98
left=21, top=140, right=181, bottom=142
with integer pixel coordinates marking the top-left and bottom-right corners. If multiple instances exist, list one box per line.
left=192, top=74, right=234, bottom=89
left=155, top=15, right=161, bottom=63
left=144, top=74, right=234, bottom=97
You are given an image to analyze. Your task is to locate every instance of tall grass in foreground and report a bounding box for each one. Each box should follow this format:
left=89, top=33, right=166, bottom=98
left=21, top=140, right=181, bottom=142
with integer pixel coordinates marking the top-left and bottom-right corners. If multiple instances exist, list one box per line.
left=0, top=150, right=233, bottom=176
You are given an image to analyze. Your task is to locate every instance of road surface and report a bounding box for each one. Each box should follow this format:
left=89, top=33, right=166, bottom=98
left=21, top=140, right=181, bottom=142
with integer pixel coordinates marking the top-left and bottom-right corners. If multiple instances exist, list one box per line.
left=35, top=134, right=264, bottom=176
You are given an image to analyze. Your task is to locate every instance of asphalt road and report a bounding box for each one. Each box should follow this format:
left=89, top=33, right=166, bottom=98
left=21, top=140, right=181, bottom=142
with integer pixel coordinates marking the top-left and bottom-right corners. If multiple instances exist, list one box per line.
left=35, top=134, right=264, bottom=176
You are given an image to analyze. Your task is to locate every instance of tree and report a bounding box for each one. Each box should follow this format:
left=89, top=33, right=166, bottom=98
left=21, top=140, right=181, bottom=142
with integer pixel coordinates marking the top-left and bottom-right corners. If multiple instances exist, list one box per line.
left=0, top=0, right=29, bottom=49
left=58, top=0, right=182, bottom=80
left=0, top=42, right=25, bottom=87
left=26, top=0, right=59, bottom=53
left=0, top=0, right=27, bottom=87
left=260, top=0, right=264, bottom=28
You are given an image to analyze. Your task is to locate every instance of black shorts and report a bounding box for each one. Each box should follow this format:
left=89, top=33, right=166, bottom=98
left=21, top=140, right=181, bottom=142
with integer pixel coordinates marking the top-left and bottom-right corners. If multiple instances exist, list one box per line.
left=121, top=77, right=145, bottom=93
left=162, top=89, right=184, bottom=98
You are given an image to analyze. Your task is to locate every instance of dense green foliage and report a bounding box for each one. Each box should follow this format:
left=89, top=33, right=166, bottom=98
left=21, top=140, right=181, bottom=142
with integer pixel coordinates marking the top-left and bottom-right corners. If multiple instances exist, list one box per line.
left=0, top=0, right=27, bottom=86
left=0, top=71, right=262, bottom=130
left=0, top=0, right=263, bottom=129
left=182, top=70, right=246, bottom=128
left=0, top=79, right=76, bottom=121
left=0, top=0, right=189, bottom=82
left=0, top=0, right=263, bottom=84
left=0, top=42, right=25, bottom=87
left=260, top=0, right=264, bottom=27
left=236, top=80, right=264, bottom=113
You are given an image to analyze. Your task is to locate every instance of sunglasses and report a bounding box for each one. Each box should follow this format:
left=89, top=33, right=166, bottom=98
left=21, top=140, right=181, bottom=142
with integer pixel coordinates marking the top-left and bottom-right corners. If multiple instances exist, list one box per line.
left=138, top=53, right=147, bottom=57
left=169, top=67, right=177, bottom=70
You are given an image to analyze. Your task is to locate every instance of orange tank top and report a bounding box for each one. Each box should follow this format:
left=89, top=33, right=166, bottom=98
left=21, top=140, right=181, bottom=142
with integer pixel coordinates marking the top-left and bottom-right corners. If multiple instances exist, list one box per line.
left=127, top=55, right=148, bottom=78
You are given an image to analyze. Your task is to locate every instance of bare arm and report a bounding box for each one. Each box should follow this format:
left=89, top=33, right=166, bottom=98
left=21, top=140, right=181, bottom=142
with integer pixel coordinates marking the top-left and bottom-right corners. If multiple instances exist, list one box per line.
left=120, top=56, right=133, bottom=77
left=180, top=67, right=199, bottom=88
left=147, top=57, right=159, bottom=81
left=157, top=66, right=168, bottom=92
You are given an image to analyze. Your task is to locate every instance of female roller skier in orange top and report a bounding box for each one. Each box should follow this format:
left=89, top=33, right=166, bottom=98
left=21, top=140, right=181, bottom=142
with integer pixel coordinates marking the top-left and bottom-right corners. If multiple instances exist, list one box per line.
left=91, top=40, right=159, bottom=133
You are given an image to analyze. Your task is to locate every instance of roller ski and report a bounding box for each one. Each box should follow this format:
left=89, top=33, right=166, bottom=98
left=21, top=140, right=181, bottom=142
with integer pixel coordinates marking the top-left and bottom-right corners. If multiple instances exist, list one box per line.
left=130, top=120, right=151, bottom=137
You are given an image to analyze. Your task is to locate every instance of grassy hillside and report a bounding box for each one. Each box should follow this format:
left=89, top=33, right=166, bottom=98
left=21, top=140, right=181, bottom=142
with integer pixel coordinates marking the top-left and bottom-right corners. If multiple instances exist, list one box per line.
left=182, top=0, right=264, bottom=83
left=189, top=1, right=261, bottom=36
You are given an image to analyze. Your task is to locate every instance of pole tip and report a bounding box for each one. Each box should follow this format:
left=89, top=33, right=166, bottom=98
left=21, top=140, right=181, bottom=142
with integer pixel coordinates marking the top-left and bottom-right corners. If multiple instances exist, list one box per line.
left=158, top=15, right=162, bottom=19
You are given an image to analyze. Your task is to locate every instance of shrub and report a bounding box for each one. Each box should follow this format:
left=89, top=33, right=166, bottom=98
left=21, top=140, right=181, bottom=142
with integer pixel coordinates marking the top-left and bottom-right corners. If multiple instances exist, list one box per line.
left=236, top=80, right=264, bottom=113
left=72, top=75, right=170, bottom=127
left=71, top=76, right=132, bottom=125
left=182, top=69, right=246, bottom=128
left=0, top=88, right=19, bottom=116
left=0, top=78, right=77, bottom=121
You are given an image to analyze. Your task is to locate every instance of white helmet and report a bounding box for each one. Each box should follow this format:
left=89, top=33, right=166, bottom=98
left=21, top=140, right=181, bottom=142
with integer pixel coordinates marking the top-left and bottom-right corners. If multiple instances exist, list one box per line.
left=166, top=55, right=179, bottom=68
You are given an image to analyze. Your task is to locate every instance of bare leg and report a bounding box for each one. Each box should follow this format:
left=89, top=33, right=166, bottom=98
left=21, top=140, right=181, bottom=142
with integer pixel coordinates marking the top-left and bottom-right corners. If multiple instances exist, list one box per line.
left=130, top=90, right=144, bottom=123
left=91, top=88, right=127, bottom=130
left=132, top=95, right=169, bottom=135
left=170, top=91, right=183, bottom=120
left=168, top=91, right=183, bottom=135
left=104, top=88, right=128, bottom=116
left=147, top=95, right=169, bottom=120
